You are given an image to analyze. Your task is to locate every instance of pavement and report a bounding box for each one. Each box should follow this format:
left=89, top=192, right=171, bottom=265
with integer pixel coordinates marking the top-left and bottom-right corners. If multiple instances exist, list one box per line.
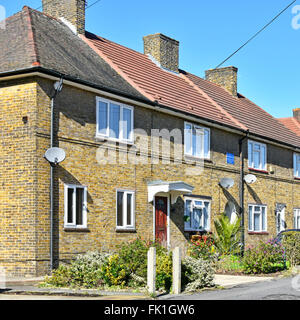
left=0, top=273, right=280, bottom=300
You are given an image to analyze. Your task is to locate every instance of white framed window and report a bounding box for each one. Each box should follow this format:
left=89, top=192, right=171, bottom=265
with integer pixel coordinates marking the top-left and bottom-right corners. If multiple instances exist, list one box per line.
left=116, top=189, right=135, bottom=230
left=294, top=209, right=300, bottom=229
left=184, top=122, right=210, bottom=159
left=184, top=197, right=211, bottom=231
left=96, top=97, right=134, bottom=143
left=248, top=204, right=267, bottom=232
left=248, top=140, right=267, bottom=171
left=293, top=153, right=300, bottom=178
left=64, top=184, right=87, bottom=228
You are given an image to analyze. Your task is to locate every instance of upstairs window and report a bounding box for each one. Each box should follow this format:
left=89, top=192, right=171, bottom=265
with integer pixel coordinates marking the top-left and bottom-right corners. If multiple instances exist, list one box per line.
left=248, top=140, right=267, bottom=171
left=184, top=197, right=211, bottom=231
left=64, top=184, right=87, bottom=228
left=116, top=190, right=135, bottom=230
left=184, top=122, right=210, bottom=159
left=248, top=204, right=267, bottom=232
left=96, top=97, right=134, bottom=143
left=294, top=153, right=300, bottom=178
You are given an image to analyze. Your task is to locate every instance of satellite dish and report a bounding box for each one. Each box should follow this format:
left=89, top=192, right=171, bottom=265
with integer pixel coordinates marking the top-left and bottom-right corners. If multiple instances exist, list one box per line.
left=244, top=174, right=257, bottom=184
left=219, top=178, right=234, bottom=189
left=44, top=147, right=66, bottom=164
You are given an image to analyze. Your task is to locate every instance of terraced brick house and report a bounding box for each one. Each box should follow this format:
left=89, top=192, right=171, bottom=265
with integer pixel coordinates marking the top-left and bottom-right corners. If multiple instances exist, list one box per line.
left=1, top=0, right=300, bottom=277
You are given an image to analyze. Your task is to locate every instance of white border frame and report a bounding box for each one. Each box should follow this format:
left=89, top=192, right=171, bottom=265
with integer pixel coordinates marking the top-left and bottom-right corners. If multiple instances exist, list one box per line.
left=64, top=184, right=87, bottom=229
left=248, top=204, right=268, bottom=232
left=248, top=140, right=267, bottom=171
left=115, top=189, right=136, bottom=231
left=184, top=196, right=211, bottom=232
left=96, top=96, right=134, bottom=144
left=184, top=121, right=210, bottom=160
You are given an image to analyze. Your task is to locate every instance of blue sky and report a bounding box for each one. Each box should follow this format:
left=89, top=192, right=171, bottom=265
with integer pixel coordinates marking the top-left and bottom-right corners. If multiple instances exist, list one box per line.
left=2, top=0, right=300, bottom=118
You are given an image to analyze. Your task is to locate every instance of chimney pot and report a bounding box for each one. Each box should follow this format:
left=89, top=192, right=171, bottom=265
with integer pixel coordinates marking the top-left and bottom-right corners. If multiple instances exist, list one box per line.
left=143, top=33, right=179, bottom=73
left=205, top=66, right=238, bottom=96
left=42, top=0, right=86, bottom=34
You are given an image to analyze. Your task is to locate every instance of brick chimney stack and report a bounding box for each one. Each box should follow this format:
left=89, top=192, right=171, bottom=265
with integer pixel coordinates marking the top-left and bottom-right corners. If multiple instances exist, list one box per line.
left=42, top=0, right=86, bottom=34
left=205, top=66, right=238, bottom=97
left=143, top=33, right=179, bottom=73
left=293, top=108, right=300, bottom=122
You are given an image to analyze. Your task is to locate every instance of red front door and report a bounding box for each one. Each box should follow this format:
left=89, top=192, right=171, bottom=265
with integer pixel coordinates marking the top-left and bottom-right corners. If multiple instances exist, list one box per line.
left=155, top=196, right=168, bottom=246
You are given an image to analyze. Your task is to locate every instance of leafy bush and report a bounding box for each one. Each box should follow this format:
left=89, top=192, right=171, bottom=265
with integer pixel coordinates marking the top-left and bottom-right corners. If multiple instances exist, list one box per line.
left=43, top=251, right=109, bottom=288
left=43, top=265, right=71, bottom=287
left=243, top=239, right=286, bottom=274
left=117, top=237, right=168, bottom=281
left=188, top=235, right=216, bottom=261
left=100, top=254, right=127, bottom=287
left=156, top=253, right=172, bottom=291
left=182, top=256, right=215, bottom=292
left=215, top=254, right=244, bottom=273
left=281, top=231, right=300, bottom=267
left=213, top=213, right=242, bottom=256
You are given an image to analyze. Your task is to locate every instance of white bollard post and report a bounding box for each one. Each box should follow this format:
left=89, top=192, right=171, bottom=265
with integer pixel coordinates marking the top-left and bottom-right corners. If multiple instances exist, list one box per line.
left=172, top=247, right=181, bottom=294
left=147, top=247, right=156, bottom=295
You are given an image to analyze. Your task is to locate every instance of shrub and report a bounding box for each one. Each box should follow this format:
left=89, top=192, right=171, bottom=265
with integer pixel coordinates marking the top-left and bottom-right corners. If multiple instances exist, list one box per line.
left=156, top=253, right=172, bottom=291
left=188, top=235, right=216, bottom=261
left=243, top=239, right=286, bottom=274
left=215, top=254, right=244, bottom=273
left=213, top=213, right=242, bottom=256
left=182, top=256, right=215, bottom=292
left=43, top=251, right=109, bottom=288
left=43, top=264, right=71, bottom=287
left=100, top=254, right=127, bottom=287
left=281, top=231, right=300, bottom=267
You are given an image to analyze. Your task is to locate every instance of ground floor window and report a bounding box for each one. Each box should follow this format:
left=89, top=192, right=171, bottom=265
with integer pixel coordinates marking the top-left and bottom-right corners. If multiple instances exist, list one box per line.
left=294, top=209, right=300, bottom=229
left=64, top=184, right=87, bottom=228
left=184, top=197, right=211, bottom=231
left=248, top=204, right=267, bottom=232
left=116, top=190, right=135, bottom=230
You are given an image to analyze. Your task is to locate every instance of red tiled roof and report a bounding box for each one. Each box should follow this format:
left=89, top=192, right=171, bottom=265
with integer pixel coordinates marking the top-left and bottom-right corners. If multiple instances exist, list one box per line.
left=82, top=32, right=300, bottom=148
left=82, top=32, right=243, bottom=130
left=278, top=117, right=300, bottom=136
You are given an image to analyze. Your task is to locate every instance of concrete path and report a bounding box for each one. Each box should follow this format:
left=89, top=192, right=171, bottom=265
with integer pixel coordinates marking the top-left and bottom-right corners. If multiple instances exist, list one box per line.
left=214, top=274, right=274, bottom=288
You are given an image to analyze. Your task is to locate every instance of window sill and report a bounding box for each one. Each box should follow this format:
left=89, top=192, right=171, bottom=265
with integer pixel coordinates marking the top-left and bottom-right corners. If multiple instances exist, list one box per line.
left=116, top=228, right=136, bottom=233
left=95, top=135, right=134, bottom=146
left=249, top=168, right=269, bottom=174
left=248, top=231, right=269, bottom=235
left=64, top=227, right=90, bottom=232
left=184, top=154, right=211, bottom=162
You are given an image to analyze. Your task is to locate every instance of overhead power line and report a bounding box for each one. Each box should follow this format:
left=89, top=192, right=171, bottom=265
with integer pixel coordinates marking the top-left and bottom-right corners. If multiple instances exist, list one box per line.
left=214, top=0, right=297, bottom=69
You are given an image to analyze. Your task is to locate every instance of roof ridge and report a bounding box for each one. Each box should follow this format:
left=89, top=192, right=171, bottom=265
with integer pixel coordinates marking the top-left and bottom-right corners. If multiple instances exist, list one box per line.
left=180, top=71, right=247, bottom=131
left=23, top=6, right=40, bottom=67
left=81, top=33, right=154, bottom=102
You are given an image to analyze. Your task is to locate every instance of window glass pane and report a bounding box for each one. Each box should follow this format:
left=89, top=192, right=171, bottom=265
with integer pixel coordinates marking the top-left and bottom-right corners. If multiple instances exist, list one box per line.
left=76, top=188, right=84, bottom=225
left=109, top=103, right=120, bottom=139
left=248, top=142, right=253, bottom=167
left=194, top=201, right=203, bottom=207
left=185, top=200, right=192, bottom=229
left=254, top=213, right=260, bottom=231
left=248, top=206, right=253, bottom=230
left=127, top=193, right=132, bottom=226
left=193, top=127, right=203, bottom=158
left=185, top=124, right=192, bottom=155
left=98, top=101, right=108, bottom=135
left=193, top=208, right=202, bottom=230
left=254, top=151, right=260, bottom=169
left=261, top=146, right=266, bottom=170
left=122, top=108, right=132, bottom=141
left=203, top=202, right=209, bottom=229
left=117, top=191, right=124, bottom=227
left=67, top=188, right=74, bottom=224
left=261, top=207, right=266, bottom=231
left=204, top=129, right=210, bottom=158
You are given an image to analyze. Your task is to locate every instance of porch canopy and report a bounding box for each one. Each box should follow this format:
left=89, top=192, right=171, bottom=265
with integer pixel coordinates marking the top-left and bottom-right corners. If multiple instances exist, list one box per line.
left=147, top=180, right=194, bottom=204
